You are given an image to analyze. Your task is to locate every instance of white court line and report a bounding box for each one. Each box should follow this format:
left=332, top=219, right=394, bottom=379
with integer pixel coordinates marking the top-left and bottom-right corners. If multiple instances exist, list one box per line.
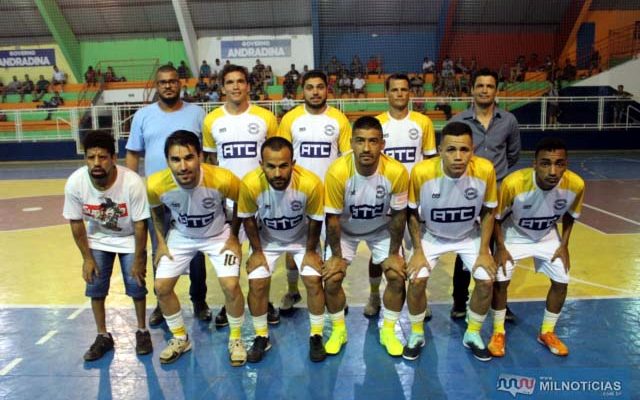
left=0, top=304, right=86, bottom=309
left=583, top=203, right=640, bottom=226
left=516, top=264, right=634, bottom=294
left=35, top=330, right=58, bottom=345
left=0, top=224, right=67, bottom=233
left=67, top=308, right=86, bottom=320
left=0, top=358, right=22, bottom=376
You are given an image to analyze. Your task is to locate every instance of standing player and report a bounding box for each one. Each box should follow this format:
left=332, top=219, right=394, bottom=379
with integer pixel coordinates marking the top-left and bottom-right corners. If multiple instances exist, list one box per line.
left=64, top=131, right=151, bottom=361
left=450, top=68, right=521, bottom=320
left=126, top=64, right=211, bottom=325
left=238, top=137, right=326, bottom=362
left=148, top=131, right=246, bottom=365
left=361, top=73, right=437, bottom=318
left=406, top=121, right=498, bottom=361
left=202, top=64, right=279, bottom=326
left=488, top=138, right=584, bottom=357
left=323, top=116, right=408, bottom=357
left=276, top=70, right=352, bottom=312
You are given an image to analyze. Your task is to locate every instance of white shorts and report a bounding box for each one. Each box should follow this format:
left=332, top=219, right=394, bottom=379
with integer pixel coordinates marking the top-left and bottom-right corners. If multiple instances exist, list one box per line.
left=156, top=225, right=240, bottom=279
left=499, top=229, right=569, bottom=284
left=324, top=229, right=391, bottom=265
left=248, top=241, right=322, bottom=280
left=414, top=229, right=491, bottom=281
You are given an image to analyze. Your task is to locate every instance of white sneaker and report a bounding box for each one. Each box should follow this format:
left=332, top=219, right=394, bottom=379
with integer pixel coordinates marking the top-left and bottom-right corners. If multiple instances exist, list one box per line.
left=228, top=338, right=247, bottom=366
left=159, top=336, right=192, bottom=364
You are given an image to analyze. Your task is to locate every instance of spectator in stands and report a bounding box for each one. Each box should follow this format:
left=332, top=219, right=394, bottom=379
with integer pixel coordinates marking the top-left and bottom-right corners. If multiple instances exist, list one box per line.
left=39, top=91, right=64, bottom=120
left=459, top=71, right=470, bottom=96
left=33, top=75, right=50, bottom=101
left=283, top=73, right=297, bottom=98
left=409, top=73, right=425, bottom=97
left=589, top=46, right=601, bottom=76
left=435, top=98, right=452, bottom=120
left=300, top=65, right=310, bottom=85
left=85, top=66, right=98, bottom=87
left=422, top=56, right=435, bottom=76
left=528, top=53, right=540, bottom=71
left=352, top=72, right=367, bottom=98
left=105, top=66, right=125, bottom=83
left=613, top=84, right=633, bottom=124
left=52, top=65, right=67, bottom=92
left=469, top=57, right=478, bottom=79
left=326, top=56, right=340, bottom=78
left=442, top=55, right=453, bottom=71
left=350, top=55, right=364, bottom=78
left=285, top=64, right=300, bottom=83
left=455, top=57, right=468, bottom=74
left=195, top=76, right=209, bottom=100
left=253, top=59, right=266, bottom=75
left=199, top=60, right=211, bottom=79
left=19, top=74, right=34, bottom=102
left=249, top=69, right=265, bottom=98
left=284, top=64, right=300, bottom=96
left=280, top=92, right=295, bottom=117
left=441, top=65, right=457, bottom=97
left=0, top=81, right=4, bottom=99
left=562, top=58, right=576, bottom=82
left=366, top=56, right=381, bottom=78
left=545, top=80, right=560, bottom=126
left=207, top=88, right=220, bottom=103
left=510, top=56, right=526, bottom=82
left=497, top=63, right=508, bottom=89
left=2, top=76, right=22, bottom=102
left=177, top=60, right=190, bottom=81
left=338, top=72, right=352, bottom=98
left=263, top=65, right=274, bottom=86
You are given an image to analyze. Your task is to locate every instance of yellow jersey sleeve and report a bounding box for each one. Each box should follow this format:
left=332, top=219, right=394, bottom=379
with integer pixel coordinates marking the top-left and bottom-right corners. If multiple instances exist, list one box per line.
left=473, top=157, right=498, bottom=208
left=146, top=169, right=172, bottom=208
left=221, top=167, right=241, bottom=202
left=276, top=109, right=294, bottom=142
left=301, top=168, right=324, bottom=221
left=418, top=114, right=436, bottom=155
left=324, top=157, right=349, bottom=214
left=565, top=170, right=585, bottom=218
left=202, top=108, right=221, bottom=151
left=237, top=168, right=262, bottom=217
left=385, top=156, right=409, bottom=210
left=336, top=109, right=352, bottom=154
left=496, top=172, right=518, bottom=220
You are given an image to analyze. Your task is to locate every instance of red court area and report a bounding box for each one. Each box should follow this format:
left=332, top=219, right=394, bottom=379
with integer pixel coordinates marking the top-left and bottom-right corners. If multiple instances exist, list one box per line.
left=579, top=180, right=640, bottom=234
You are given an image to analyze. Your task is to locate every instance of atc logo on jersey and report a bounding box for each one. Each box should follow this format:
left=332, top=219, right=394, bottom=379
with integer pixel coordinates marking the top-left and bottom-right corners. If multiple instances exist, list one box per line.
left=350, top=203, right=385, bottom=219
left=554, top=199, right=568, bottom=211
left=431, top=207, right=476, bottom=222
left=519, top=215, right=560, bottom=230
left=177, top=211, right=215, bottom=228
left=222, top=141, right=258, bottom=158
left=384, top=147, right=416, bottom=163
left=324, top=125, right=336, bottom=137
left=263, top=215, right=303, bottom=230
left=300, top=142, right=331, bottom=158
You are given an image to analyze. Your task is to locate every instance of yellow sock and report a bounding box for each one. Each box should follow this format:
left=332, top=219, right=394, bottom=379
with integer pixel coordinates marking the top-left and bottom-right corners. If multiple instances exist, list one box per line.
left=170, top=325, right=187, bottom=338
left=383, top=318, right=395, bottom=330
left=493, top=309, right=506, bottom=334
left=332, top=318, right=345, bottom=330
left=411, top=322, right=424, bottom=335
left=311, top=324, right=323, bottom=336
left=229, top=326, right=241, bottom=340
left=466, top=309, right=486, bottom=334
left=255, top=327, right=268, bottom=337
left=309, top=313, right=324, bottom=336
left=541, top=309, right=560, bottom=334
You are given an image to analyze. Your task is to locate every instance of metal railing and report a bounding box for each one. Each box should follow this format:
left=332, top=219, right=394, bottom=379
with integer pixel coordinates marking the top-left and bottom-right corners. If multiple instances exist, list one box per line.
left=0, top=96, right=638, bottom=146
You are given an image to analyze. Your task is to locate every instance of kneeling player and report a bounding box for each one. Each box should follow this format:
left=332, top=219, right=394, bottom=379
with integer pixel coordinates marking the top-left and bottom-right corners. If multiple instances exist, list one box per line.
left=406, top=121, right=498, bottom=361
left=239, top=137, right=326, bottom=362
left=148, top=131, right=246, bottom=365
left=488, top=137, right=584, bottom=357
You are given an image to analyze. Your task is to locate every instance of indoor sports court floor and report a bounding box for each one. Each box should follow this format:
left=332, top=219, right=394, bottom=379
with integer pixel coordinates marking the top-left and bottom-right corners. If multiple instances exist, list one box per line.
left=0, top=151, right=638, bottom=399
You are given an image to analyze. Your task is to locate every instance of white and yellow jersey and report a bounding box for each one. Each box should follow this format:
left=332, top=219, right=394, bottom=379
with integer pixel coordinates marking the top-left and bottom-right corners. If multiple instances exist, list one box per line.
left=238, top=164, right=324, bottom=244
left=202, top=104, right=278, bottom=179
left=376, top=111, right=436, bottom=172
left=409, top=156, right=497, bottom=240
left=147, top=164, right=240, bottom=239
left=325, top=151, right=408, bottom=236
left=277, top=104, right=351, bottom=180
left=497, top=168, right=585, bottom=244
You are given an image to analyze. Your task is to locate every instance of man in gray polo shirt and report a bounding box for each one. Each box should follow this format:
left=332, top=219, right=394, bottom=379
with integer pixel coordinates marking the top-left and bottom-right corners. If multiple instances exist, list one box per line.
left=450, top=68, right=520, bottom=320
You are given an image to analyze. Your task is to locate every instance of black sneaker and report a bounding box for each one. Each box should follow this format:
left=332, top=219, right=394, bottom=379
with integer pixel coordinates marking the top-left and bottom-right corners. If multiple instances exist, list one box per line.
left=505, top=305, right=516, bottom=322
left=247, top=336, right=272, bottom=363
left=267, top=302, right=280, bottom=325
left=193, top=301, right=212, bottom=322
left=84, top=333, right=114, bottom=361
left=215, top=306, right=228, bottom=327
left=149, top=305, right=165, bottom=327
left=309, top=334, right=326, bottom=362
left=450, top=303, right=467, bottom=320
left=463, top=336, right=492, bottom=362
left=135, top=330, right=153, bottom=355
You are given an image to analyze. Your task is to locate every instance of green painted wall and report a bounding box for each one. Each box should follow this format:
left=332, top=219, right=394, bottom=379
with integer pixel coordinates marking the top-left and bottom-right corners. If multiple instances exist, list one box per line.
left=80, top=39, right=188, bottom=81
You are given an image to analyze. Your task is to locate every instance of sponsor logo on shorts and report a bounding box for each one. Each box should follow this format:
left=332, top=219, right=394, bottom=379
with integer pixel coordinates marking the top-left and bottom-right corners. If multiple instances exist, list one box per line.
left=177, top=211, right=215, bottom=228
left=350, top=203, right=385, bottom=219
left=519, top=215, right=560, bottom=230
left=300, top=142, right=331, bottom=158
left=221, top=141, right=258, bottom=158
left=464, top=187, right=478, bottom=200
left=431, top=206, right=476, bottom=222
left=384, top=147, right=416, bottom=163
left=262, top=215, right=303, bottom=230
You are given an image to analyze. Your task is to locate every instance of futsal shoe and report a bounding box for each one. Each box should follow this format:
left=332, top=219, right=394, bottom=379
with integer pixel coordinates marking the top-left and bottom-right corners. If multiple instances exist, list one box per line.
left=267, top=302, right=280, bottom=325
left=159, top=336, right=192, bottom=364
left=193, top=301, right=212, bottom=322
left=215, top=306, right=228, bottom=327
left=488, top=332, right=506, bottom=357
left=84, top=333, right=114, bottom=361
left=402, top=333, right=426, bottom=361
left=463, top=332, right=492, bottom=362
left=537, top=332, right=569, bottom=356
left=279, top=292, right=302, bottom=312
left=379, top=328, right=403, bottom=357
left=228, top=338, right=247, bottom=366
left=135, top=330, right=153, bottom=355
left=247, top=336, right=271, bottom=363
left=505, top=305, right=516, bottom=322
left=149, top=305, right=165, bottom=327
left=324, top=327, right=348, bottom=355
left=309, top=334, right=327, bottom=362
left=363, top=294, right=381, bottom=318
left=424, top=303, right=433, bottom=322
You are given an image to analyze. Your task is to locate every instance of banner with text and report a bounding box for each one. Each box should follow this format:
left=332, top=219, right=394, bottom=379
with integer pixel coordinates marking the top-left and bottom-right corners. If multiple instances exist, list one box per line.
left=221, top=40, right=291, bottom=59
left=0, top=49, right=56, bottom=68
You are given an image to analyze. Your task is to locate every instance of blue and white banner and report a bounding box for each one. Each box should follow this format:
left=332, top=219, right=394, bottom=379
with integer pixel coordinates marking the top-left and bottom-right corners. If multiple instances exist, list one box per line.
left=221, top=40, right=291, bottom=58
left=0, top=49, right=56, bottom=68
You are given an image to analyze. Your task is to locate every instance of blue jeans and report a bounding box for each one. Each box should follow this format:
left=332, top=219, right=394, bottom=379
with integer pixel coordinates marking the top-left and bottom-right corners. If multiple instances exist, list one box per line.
left=85, top=249, right=148, bottom=299
left=149, top=206, right=207, bottom=303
